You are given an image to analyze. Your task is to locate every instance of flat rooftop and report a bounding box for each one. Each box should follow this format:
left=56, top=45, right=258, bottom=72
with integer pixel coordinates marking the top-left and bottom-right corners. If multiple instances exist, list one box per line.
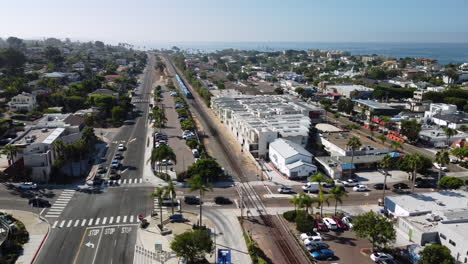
left=354, top=99, right=396, bottom=110
left=320, top=131, right=386, bottom=151
left=316, top=123, right=343, bottom=132
left=13, top=127, right=65, bottom=145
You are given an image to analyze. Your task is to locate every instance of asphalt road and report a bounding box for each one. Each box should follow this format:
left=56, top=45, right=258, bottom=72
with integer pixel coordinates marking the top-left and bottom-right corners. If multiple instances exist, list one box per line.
left=35, top=54, right=157, bottom=264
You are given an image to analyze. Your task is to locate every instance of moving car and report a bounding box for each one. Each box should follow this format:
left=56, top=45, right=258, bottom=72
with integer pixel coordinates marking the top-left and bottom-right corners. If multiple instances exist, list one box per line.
left=300, top=231, right=322, bottom=241
left=302, top=182, right=320, bottom=193
left=118, top=144, right=125, bottom=151
left=353, top=184, right=370, bottom=192
left=28, top=198, right=51, bottom=207
left=314, top=219, right=329, bottom=232
left=310, top=249, right=335, bottom=260
left=214, top=196, right=232, bottom=205
left=341, top=179, right=358, bottom=187
left=393, top=183, right=409, bottom=190
left=323, top=218, right=338, bottom=230
left=373, top=183, right=388, bottom=190
left=109, top=174, right=120, bottom=181
left=17, top=182, right=38, bottom=190
left=184, top=196, right=201, bottom=205
left=277, top=186, right=293, bottom=194
left=433, top=162, right=448, bottom=172
left=342, top=215, right=355, bottom=228
left=370, top=252, right=394, bottom=262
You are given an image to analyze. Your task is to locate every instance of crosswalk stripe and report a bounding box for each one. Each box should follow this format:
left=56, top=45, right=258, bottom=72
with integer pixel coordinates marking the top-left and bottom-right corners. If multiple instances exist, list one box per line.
left=102, top=217, right=107, bottom=225
left=52, top=221, right=58, bottom=228
left=59, top=194, right=74, bottom=197
left=54, top=201, right=69, bottom=205
left=96, top=218, right=100, bottom=225
left=67, top=220, right=73, bottom=227
left=129, top=179, right=133, bottom=184
left=56, top=198, right=72, bottom=201
left=139, top=178, right=143, bottom=183
left=109, top=217, right=114, bottom=224
left=74, top=220, right=80, bottom=227
left=118, top=179, right=122, bottom=184
left=123, top=215, right=127, bottom=223
left=51, top=205, right=66, bottom=209
left=88, top=219, right=93, bottom=226
left=116, top=216, right=120, bottom=223
left=81, top=219, right=86, bottom=227
left=48, top=209, right=63, bottom=212
left=130, top=215, right=134, bottom=222
left=60, top=220, right=65, bottom=228
left=45, top=215, right=59, bottom=218
left=123, top=179, right=127, bottom=184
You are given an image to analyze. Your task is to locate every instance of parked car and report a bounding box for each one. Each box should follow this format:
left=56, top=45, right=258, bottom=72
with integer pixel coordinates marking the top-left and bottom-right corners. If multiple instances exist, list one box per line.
left=109, top=174, right=121, bottom=181
left=214, top=196, right=232, bottom=205
left=341, top=179, right=358, bottom=187
left=310, top=249, right=335, bottom=260
left=342, top=215, right=355, bottom=228
left=277, top=186, right=293, bottom=194
left=111, top=159, right=120, bottom=169
left=415, top=179, right=434, bottom=188
left=303, top=237, right=322, bottom=245
left=373, top=183, right=388, bottom=190
left=433, top=162, right=448, bottom=172
left=191, top=149, right=200, bottom=158
left=306, top=242, right=329, bottom=252
left=393, top=183, right=409, bottom=190
left=300, top=231, right=322, bottom=241
left=370, top=252, right=394, bottom=262
left=333, top=217, right=348, bottom=230
left=302, top=182, right=320, bottom=193
left=118, top=144, right=125, bottom=151
left=114, top=153, right=124, bottom=160
left=322, top=181, right=335, bottom=188
left=323, top=218, right=338, bottom=230
left=353, top=184, right=370, bottom=192
left=184, top=196, right=201, bottom=205
left=17, top=182, right=37, bottom=190
left=314, top=219, right=329, bottom=232
left=97, top=166, right=107, bottom=174
left=175, top=103, right=184, bottom=109
left=28, top=198, right=51, bottom=207
left=156, top=159, right=173, bottom=166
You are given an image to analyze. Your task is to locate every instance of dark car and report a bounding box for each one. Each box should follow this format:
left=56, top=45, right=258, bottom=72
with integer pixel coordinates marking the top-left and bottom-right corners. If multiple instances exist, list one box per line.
left=29, top=198, right=51, bottom=208
left=184, top=196, right=201, bottom=205
left=373, top=183, right=389, bottom=190
left=109, top=174, right=120, bottom=181
left=393, top=183, right=409, bottom=189
left=214, top=196, right=232, bottom=205
left=415, top=180, right=434, bottom=188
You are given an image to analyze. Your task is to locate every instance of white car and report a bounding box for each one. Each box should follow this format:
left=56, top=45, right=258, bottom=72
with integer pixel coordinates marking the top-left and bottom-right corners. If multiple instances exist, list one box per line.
left=341, top=179, right=358, bottom=187
left=118, top=144, right=125, bottom=151
left=370, top=252, right=394, bottom=262
left=303, top=236, right=322, bottom=245
left=322, top=218, right=338, bottom=230
left=433, top=163, right=448, bottom=172
left=300, top=231, right=322, bottom=241
left=17, top=182, right=37, bottom=190
left=353, top=184, right=370, bottom=192
left=156, top=159, right=173, bottom=166
left=342, top=216, right=355, bottom=228
left=278, top=186, right=293, bottom=194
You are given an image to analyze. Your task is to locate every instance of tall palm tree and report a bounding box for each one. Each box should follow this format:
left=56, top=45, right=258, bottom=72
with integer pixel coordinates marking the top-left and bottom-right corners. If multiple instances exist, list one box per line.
left=443, top=127, right=458, bottom=148
left=390, top=141, right=402, bottom=152
left=289, top=194, right=302, bottom=213
left=380, top=154, right=392, bottom=208
left=2, top=145, right=18, bottom=165
left=189, top=175, right=212, bottom=227
left=330, top=186, right=347, bottom=216
left=346, top=137, right=362, bottom=179
left=408, top=153, right=424, bottom=193
left=164, top=180, right=177, bottom=216
left=300, top=193, right=314, bottom=215
left=318, top=190, right=329, bottom=218
left=150, top=187, right=166, bottom=228
left=435, top=150, right=450, bottom=189
left=377, top=134, right=387, bottom=146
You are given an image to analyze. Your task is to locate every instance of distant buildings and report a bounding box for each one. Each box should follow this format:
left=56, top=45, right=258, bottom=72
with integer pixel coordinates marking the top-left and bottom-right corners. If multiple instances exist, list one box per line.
left=424, top=103, right=468, bottom=129
left=325, top=85, right=373, bottom=99
left=353, top=99, right=401, bottom=118
left=268, top=138, right=317, bottom=179
left=211, top=95, right=323, bottom=158
left=8, top=92, right=37, bottom=113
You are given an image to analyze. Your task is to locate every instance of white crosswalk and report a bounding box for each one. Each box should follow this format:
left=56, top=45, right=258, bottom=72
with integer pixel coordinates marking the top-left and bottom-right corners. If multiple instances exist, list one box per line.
left=108, top=178, right=144, bottom=186
left=51, top=214, right=141, bottom=229
left=44, top=190, right=76, bottom=218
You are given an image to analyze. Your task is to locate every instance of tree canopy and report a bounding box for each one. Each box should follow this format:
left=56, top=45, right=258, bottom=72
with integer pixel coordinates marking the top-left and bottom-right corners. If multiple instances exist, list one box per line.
left=170, top=230, right=214, bottom=263
left=353, top=211, right=396, bottom=250
left=400, top=119, right=421, bottom=142
left=186, top=158, right=223, bottom=182
left=418, top=244, right=455, bottom=264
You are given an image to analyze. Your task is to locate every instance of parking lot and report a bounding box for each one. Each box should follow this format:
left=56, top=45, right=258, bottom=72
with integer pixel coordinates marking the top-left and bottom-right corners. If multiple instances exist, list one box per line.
left=355, top=170, right=411, bottom=184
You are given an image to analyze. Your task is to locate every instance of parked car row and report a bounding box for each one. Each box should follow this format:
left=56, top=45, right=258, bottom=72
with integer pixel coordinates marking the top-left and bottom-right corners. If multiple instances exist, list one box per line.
left=182, top=130, right=196, bottom=140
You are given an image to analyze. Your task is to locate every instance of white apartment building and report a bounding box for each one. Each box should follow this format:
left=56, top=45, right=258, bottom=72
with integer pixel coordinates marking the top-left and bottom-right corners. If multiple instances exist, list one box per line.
left=10, top=114, right=85, bottom=182
left=8, top=92, right=37, bottom=112
left=268, top=138, right=317, bottom=178
left=326, top=85, right=373, bottom=98
left=424, top=103, right=458, bottom=119
left=211, top=95, right=321, bottom=158
left=424, top=103, right=468, bottom=129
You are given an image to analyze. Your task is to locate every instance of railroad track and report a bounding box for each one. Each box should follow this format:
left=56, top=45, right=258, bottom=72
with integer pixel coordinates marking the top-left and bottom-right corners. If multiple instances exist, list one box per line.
left=162, top=54, right=310, bottom=264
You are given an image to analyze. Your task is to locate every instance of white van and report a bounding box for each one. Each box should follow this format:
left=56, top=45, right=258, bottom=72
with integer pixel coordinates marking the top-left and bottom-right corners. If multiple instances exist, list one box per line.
left=302, top=182, right=320, bottom=193
left=323, top=218, right=338, bottom=230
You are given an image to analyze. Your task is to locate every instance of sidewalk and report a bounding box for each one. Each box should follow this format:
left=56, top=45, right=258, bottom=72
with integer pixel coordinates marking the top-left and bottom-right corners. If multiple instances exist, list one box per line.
left=1, top=210, right=49, bottom=264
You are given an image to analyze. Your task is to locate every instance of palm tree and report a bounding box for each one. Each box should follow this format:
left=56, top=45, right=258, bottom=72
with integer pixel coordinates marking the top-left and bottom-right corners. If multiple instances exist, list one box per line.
left=318, top=190, right=329, bottom=218
left=390, top=141, right=402, bottom=152
left=435, top=150, right=450, bottom=189
left=300, top=193, right=314, bottom=215
left=150, top=187, right=166, bottom=228
left=330, top=186, right=347, bottom=216
left=380, top=154, right=392, bottom=208
left=189, top=175, right=212, bottom=227
left=2, top=145, right=18, bottom=165
left=164, top=180, right=177, bottom=216
left=346, top=137, right=362, bottom=179
left=408, top=153, right=424, bottom=193
left=377, top=134, right=387, bottom=146
left=289, top=194, right=302, bottom=213
left=443, top=127, right=458, bottom=148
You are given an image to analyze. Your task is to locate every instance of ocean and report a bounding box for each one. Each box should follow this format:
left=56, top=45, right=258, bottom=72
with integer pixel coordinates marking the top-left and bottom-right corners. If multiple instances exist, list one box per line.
left=148, top=42, right=468, bottom=65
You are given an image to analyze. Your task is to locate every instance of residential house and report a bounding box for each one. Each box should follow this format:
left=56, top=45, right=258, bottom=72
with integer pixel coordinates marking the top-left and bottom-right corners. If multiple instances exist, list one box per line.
left=268, top=138, right=317, bottom=179
left=8, top=92, right=37, bottom=112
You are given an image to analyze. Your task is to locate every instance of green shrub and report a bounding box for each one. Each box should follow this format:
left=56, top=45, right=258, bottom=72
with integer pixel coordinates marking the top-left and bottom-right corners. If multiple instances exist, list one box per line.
left=295, top=210, right=315, bottom=233
left=186, top=139, right=198, bottom=149
left=439, top=176, right=464, bottom=189
left=181, top=119, right=195, bottom=131
left=283, top=210, right=297, bottom=222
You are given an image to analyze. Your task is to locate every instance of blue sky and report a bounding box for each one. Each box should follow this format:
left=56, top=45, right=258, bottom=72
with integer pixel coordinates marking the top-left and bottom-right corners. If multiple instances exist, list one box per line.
left=1, top=0, right=468, bottom=44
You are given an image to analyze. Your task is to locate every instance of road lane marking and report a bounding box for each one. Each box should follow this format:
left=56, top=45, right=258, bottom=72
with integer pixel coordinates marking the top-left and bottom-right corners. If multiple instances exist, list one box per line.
left=67, top=220, right=73, bottom=227
left=74, top=220, right=80, bottom=227
left=109, top=217, right=114, bottom=224
left=81, top=219, right=87, bottom=227
left=59, top=220, right=65, bottom=228
left=95, top=218, right=100, bottom=225
left=130, top=215, right=134, bottom=222
left=118, top=179, right=122, bottom=184
left=88, top=219, right=93, bottom=226
left=56, top=198, right=72, bottom=201
left=123, top=215, right=127, bottom=223
left=122, top=179, right=127, bottom=184
left=72, top=228, right=92, bottom=264
left=116, top=216, right=120, bottom=223
left=92, top=227, right=105, bottom=264
left=52, top=221, right=58, bottom=228
left=128, top=179, right=133, bottom=184
left=45, top=215, right=59, bottom=218
left=47, top=209, right=62, bottom=212
left=102, top=217, right=107, bottom=225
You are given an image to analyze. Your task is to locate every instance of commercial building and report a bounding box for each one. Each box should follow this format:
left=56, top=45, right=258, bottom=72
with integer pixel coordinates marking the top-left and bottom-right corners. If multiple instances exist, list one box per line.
left=326, top=85, right=373, bottom=99
left=353, top=99, right=402, bottom=118
left=8, top=92, right=37, bottom=112
left=424, top=103, right=468, bottom=129
left=211, top=95, right=322, bottom=158
left=10, top=114, right=85, bottom=182
left=268, top=138, right=317, bottom=179
left=385, top=190, right=468, bottom=263
left=418, top=128, right=467, bottom=148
